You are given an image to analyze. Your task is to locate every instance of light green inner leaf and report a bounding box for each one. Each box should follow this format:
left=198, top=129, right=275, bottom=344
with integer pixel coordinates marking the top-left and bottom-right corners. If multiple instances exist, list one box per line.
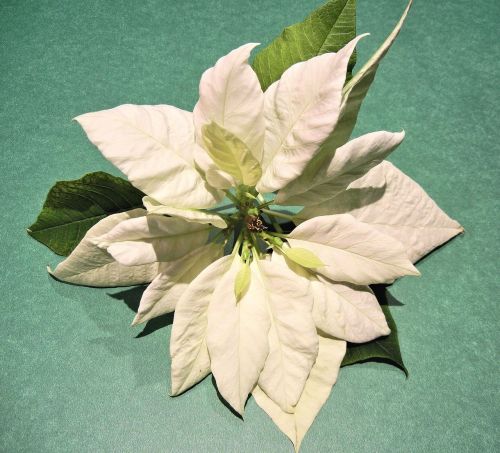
left=202, top=122, right=262, bottom=186
left=234, top=260, right=251, bottom=301
left=282, top=247, right=324, bottom=269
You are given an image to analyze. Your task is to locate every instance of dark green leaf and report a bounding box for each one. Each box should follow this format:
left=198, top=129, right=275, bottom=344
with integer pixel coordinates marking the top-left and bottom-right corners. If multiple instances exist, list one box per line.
left=252, top=0, right=357, bottom=91
left=341, top=285, right=408, bottom=376
left=28, top=172, right=144, bottom=256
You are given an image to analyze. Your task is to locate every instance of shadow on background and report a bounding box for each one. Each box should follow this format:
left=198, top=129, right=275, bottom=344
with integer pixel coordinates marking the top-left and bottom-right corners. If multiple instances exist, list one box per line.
left=109, top=286, right=174, bottom=337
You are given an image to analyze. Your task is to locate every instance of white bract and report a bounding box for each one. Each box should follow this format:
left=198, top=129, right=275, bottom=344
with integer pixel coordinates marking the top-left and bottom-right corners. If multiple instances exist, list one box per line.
left=52, top=6, right=461, bottom=450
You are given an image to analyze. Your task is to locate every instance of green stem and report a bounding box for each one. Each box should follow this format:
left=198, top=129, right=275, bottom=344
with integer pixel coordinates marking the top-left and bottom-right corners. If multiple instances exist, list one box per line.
left=224, top=190, right=240, bottom=205
left=207, top=204, right=234, bottom=212
left=261, top=208, right=295, bottom=222
left=257, top=199, right=275, bottom=209
left=232, top=231, right=243, bottom=255
left=269, top=232, right=288, bottom=238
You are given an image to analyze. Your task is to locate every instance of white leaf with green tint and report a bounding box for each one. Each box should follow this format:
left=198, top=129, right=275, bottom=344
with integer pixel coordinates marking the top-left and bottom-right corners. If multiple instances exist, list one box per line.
left=252, top=0, right=357, bottom=91
left=253, top=335, right=346, bottom=453
left=133, top=243, right=224, bottom=326
left=234, top=260, right=251, bottom=301
left=193, top=42, right=264, bottom=162
left=311, top=277, right=390, bottom=343
left=201, top=122, right=262, bottom=186
left=142, top=196, right=227, bottom=229
left=257, top=35, right=365, bottom=193
left=194, top=144, right=237, bottom=189
left=75, top=104, right=222, bottom=208
left=288, top=214, right=420, bottom=285
left=207, top=259, right=270, bottom=415
left=49, top=209, right=159, bottom=287
left=277, top=130, right=405, bottom=205
left=281, top=0, right=413, bottom=195
left=298, top=161, right=463, bottom=263
left=281, top=246, right=324, bottom=269
left=257, top=259, right=318, bottom=413
left=170, top=255, right=234, bottom=396
left=93, top=214, right=211, bottom=266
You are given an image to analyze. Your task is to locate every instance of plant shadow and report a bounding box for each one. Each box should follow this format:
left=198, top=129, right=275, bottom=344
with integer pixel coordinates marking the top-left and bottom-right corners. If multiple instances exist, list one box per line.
left=108, top=286, right=174, bottom=337
left=370, top=284, right=404, bottom=306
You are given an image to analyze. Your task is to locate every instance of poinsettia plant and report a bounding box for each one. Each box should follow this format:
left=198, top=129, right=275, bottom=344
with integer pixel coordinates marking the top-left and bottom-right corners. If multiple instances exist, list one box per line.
left=28, top=0, right=462, bottom=450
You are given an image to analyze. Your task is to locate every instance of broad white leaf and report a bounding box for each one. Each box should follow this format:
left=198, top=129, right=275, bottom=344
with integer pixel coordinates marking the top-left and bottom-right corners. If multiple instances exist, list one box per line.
left=277, top=130, right=404, bottom=205
left=201, top=122, right=262, bottom=186
left=207, top=259, right=270, bottom=415
left=75, top=104, right=222, bottom=208
left=287, top=1, right=413, bottom=194
left=193, top=43, right=264, bottom=162
left=257, top=35, right=366, bottom=193
left=288, top=214, right=420, bottom=285
left=253, top=335, right=346, bottom=453
left=257, top=259, right=318, bottom=413
left=93, top=214, right=211, bottom=266
left=48, top=209, right=159, bottom=287
left=143, top=196, right=227, bottom=228
left=170, top=255, right=233, bottom=395
left=311, top=277, right=390, bottom=343
left=133, top=243, right=224, bottom=326
left=298, top=162, right=463, bottom=263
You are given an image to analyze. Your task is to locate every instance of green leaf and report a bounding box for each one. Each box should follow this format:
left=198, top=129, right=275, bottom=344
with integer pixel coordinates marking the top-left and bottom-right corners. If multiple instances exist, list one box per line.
left=202, top=122, right=262, bottom=186
left=341, top=286, right=408, bottom=376
left=305, top=0, right=412, bottom=179
left=28, top=172, right=144, bottom=256
left=234, top=260, right=251, bottom=301
left=282, top=247, right=324, bottom=269
left=252, top=0, right=357, bottom=91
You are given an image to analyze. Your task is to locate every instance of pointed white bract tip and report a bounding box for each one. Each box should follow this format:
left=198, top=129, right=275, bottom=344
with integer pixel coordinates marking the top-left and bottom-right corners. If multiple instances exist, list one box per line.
left=130, top=314, right=141, bottom=327
left=170, top=383, right=180, bottom=397
left=46, top=265, right=53, bottom=275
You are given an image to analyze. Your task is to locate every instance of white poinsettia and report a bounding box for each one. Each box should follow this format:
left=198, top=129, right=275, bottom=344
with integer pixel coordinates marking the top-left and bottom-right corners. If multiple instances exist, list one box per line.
left=50, top=15, right=462, bottom=452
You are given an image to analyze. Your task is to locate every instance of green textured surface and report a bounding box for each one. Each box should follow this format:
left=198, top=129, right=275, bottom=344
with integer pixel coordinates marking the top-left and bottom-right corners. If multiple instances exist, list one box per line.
left=1, top=0, right=498, bottom=451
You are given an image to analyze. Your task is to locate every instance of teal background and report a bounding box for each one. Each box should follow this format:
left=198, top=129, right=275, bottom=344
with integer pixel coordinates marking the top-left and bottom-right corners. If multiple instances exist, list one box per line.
left=1, top=0, right=498, bottom=451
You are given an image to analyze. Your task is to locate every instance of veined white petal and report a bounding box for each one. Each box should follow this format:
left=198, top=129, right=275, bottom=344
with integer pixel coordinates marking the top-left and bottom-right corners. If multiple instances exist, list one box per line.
left=277, top=130, right=405, bottom=205
left=93, top=214, right=211, bottom=266
left=143, top=196, right=227, bottom=228
left=133, top=243, right=224, bottom=325
left=48, top=209, right=159, bottom=287
left=257, top=258, right=318, bottom=413
left=298, top=162, right=463, bottom=263
left=207, top=259, right=270, bottom=415
left=257, top=35, right=366, bottom=193
left=288, top=214, right=420, bottom=285
left=75, top=104, right=222, bottom=208
left=311, top=277, right=390, bottom=343
left=193, top=43, right=265, bottom=162
left=253, top=335, right=346, bottom=453
left=170, top=255, right=234, bottom=395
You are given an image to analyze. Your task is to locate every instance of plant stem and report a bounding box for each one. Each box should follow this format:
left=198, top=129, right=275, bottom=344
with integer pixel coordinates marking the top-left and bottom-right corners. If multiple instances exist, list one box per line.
left=269, top=232, right=288, bottom=238
left=261, top=208, right=295, bottom=222
left=232, top=231, right=243, bottom=255
left=224, top=190, right=240, bottom=205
